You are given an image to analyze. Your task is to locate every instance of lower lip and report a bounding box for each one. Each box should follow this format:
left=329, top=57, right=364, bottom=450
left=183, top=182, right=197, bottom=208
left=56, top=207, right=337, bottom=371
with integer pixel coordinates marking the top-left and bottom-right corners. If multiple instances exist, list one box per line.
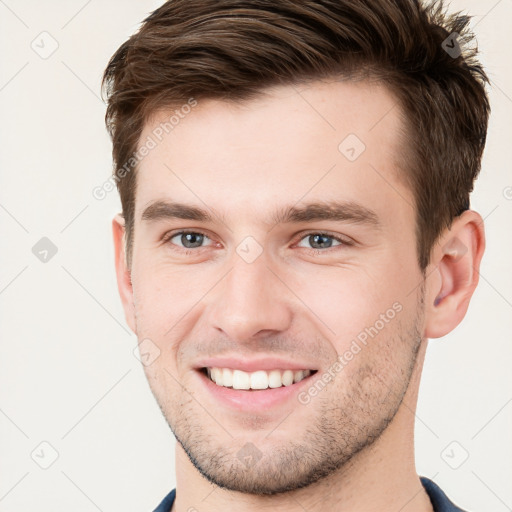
left=196, top=369, right=316, bottom=412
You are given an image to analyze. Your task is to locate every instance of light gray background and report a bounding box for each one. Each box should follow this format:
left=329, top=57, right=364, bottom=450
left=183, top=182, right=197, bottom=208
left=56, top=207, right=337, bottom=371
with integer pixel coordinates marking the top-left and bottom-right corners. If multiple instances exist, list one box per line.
left=0, top=1, right=511, bottom=510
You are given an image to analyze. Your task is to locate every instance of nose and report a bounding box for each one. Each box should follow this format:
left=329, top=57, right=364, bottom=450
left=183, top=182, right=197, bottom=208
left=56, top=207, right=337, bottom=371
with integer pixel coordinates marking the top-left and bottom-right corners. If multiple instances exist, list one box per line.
left=207, top=249, right=293, bottom=342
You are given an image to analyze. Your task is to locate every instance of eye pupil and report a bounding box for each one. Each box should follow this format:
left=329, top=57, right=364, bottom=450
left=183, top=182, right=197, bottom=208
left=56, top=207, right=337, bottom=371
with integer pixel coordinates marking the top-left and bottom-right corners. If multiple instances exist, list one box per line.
left=182, top=233, right=203, bottom=248
left=310, top=234, right=333, bottom=249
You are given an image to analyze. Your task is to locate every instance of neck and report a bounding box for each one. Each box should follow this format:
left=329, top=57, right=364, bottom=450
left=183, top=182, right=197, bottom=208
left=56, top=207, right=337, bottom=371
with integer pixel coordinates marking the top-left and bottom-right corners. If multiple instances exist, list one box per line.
left=173, top=341, right=433, bottom=512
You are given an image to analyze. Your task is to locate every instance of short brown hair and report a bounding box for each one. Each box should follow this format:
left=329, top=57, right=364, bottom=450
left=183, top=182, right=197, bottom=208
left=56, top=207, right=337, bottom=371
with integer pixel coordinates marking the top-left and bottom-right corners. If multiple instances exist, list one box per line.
left=102, top=0, right=490, bottom=270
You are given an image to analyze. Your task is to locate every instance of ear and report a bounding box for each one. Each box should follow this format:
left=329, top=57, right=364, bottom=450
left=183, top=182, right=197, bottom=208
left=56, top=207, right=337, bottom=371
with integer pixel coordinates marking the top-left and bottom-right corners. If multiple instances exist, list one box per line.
left=424, top=210, right=485, bottom=339
left=112, top=213, right=137, bottom=334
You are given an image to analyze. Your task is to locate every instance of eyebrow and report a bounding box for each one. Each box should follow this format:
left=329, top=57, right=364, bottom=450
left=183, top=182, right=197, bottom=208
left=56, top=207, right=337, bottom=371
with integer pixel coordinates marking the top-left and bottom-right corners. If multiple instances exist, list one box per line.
left=141, top=199, right=380, bottom=228
left=271, top=201, right=380, bottom=227
left=142, top=200, right=215, bottom=223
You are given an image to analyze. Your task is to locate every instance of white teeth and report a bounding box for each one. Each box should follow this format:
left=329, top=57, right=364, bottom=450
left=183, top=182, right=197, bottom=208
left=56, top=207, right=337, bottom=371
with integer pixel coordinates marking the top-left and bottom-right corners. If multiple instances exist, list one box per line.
left=250, top=370, right=269, bottom=390
left=268, top=370, right=282, bottom=388
left=282, top=370, right=294, bottom=386
left=210, top=367, right=219, bottom=385
left=222, top=368, right=233, bottom=387
left=205, top=367, right=313, bottom=390
left=294, top=370, right=304, bottom=382
left=232, top=369, right=250, bottom=390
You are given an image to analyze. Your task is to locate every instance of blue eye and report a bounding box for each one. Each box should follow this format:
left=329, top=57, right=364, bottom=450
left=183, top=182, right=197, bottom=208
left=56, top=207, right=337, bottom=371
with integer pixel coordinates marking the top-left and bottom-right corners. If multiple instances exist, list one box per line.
left=297, top=233, right=344, bottom=250
left=166, top=231, right=213, bottom=249
left=163, top=230, right=351, bottom=255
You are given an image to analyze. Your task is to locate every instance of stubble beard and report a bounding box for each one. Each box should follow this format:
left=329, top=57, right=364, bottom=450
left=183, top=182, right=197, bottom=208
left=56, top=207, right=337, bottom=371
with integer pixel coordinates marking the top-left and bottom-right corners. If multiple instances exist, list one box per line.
left=147, top=289, right=425, bottom=496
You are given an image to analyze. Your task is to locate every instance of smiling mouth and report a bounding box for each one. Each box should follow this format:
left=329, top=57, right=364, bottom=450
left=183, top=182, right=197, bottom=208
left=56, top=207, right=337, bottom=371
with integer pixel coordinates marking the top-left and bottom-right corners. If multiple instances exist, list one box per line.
left=200, top=367, right=318, bottom=391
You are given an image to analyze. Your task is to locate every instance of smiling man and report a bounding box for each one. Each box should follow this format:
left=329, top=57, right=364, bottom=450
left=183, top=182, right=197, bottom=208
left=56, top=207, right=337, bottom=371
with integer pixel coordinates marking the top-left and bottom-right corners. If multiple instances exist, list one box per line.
left=102, top=1, right=490, bottom=511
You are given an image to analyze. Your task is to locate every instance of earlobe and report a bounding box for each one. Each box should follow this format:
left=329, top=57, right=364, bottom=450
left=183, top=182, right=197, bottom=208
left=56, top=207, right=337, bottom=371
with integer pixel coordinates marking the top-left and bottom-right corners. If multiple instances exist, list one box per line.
left=112, top=213, right=137, bottom=334
left=424, top=210, right=485, bottom=339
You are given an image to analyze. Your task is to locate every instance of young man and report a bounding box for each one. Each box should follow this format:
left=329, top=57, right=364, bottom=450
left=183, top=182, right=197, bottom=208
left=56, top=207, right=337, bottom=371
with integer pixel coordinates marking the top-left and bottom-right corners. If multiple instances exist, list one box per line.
left=102, top=1, right=490, bottom=510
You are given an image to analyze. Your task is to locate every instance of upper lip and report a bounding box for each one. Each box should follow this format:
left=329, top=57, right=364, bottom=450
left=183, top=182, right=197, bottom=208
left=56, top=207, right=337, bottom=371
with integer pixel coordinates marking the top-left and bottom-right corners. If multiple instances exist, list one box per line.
left=194, top=357, right=318, bottom=373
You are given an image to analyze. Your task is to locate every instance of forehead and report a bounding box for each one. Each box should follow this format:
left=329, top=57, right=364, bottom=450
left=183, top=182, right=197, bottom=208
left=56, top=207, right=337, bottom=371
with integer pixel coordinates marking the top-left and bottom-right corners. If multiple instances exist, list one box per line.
left=134, top=79, right=412, bottom=226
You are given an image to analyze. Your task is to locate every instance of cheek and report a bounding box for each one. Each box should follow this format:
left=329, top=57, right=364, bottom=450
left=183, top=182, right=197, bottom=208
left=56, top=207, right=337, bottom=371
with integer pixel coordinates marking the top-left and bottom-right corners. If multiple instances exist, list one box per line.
left=287, top=264, right=397, bottom=333
left=142, top=363, right=181, bottom=416
left=132, top=262, right=204, bottom=328
left=131, top=263, right=218, bottom=375
left=288, top=263, right=417, bottom=372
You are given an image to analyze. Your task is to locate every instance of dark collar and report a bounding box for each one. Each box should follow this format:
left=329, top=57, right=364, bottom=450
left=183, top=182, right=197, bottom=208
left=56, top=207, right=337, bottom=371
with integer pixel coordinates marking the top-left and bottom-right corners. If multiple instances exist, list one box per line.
left=153, top=477, right=468, bottom=512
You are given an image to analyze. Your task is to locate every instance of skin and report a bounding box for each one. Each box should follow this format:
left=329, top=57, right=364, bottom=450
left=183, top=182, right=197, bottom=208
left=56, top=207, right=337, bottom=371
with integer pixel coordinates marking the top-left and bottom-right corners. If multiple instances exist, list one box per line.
left=113, top=79, right=485, bottom=511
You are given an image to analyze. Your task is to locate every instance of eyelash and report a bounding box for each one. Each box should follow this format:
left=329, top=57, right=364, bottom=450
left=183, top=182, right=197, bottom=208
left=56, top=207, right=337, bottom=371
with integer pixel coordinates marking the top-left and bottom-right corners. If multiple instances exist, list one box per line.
left=162, top=229, right=354, bottom=256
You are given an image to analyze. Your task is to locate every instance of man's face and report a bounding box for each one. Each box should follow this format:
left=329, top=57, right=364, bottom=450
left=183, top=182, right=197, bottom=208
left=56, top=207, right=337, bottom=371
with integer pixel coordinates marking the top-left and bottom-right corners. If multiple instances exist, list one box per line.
left=120, top=80, right=428, bottom=493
